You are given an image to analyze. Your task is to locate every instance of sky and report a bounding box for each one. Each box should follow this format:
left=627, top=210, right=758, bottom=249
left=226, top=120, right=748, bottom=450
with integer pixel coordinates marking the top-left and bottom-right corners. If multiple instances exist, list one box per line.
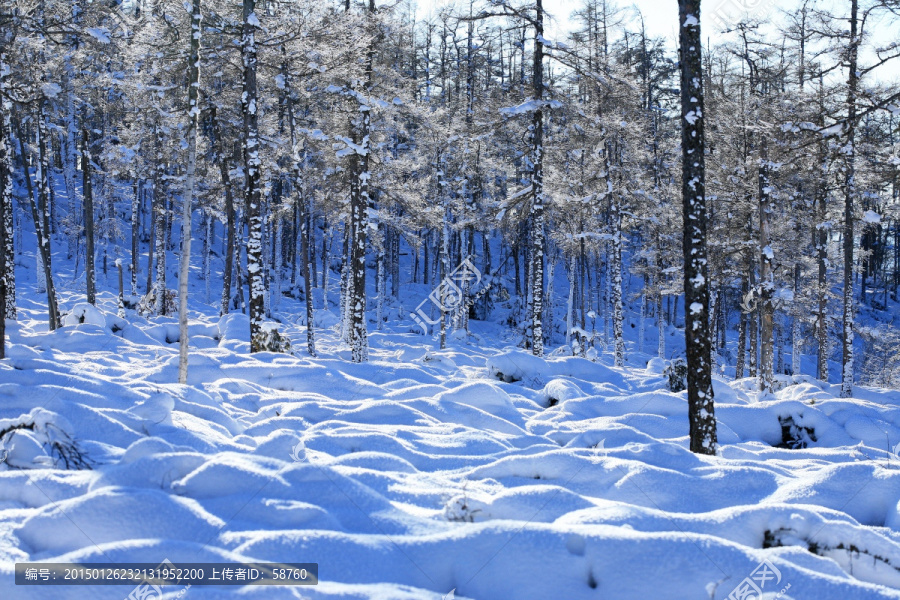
left=412, top=0, right=780, bottom=45
left=411, top=0, right=899, bottom=83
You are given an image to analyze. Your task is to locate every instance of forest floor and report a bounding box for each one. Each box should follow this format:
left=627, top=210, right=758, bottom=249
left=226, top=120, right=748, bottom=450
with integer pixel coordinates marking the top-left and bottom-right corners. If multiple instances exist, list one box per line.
left=2, top=268, right=900, bottom=599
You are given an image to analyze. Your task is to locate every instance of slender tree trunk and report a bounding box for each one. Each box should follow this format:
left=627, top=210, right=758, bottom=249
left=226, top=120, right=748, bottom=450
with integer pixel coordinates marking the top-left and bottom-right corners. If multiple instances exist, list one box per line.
left=840, top=0, right=859, bottom=398
left=211, top=108, right=234, bottom=316
left=300, top=193, right=316, bottom=356
left=243, top=0, right=265, bottom=351
left=17, top=119, right=60, bottom=330
left=736, top=278, right=748, bottom=379
left=153, top=127, right=167, bottom=314
left=347, top=0, right=377, bottom=363
left=82, top=129, right=96, bottom=305
left=530, top=0, right=545, bottom=357
left=758, top=137, right=774, bottom=394
left=0, top=58, right=15, bottom=321
left=611, top=195, right=625, bottom=367
left=178, top=0, right=202, bottom=383
left=566, top=254, right=575, bottom=348
left=678, top=0, right=717, bottom=454
left=36, top=103, right=53, bottom=248
left=63, top=65, right=80, bottom=261
left=131, top=179, right=139, bottom=295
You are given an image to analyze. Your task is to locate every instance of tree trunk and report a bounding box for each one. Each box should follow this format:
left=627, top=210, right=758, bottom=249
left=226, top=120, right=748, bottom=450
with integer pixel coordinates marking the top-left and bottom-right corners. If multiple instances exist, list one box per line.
left=17, top=119, right=60, bottom=330
left=0, top=60, right=15, bottom=321
left=678, top=0, right=717, bottom=454
left=840, top=0, right=859, bottom=398
left=529, top=0, right=545, bottom=357
left=736, top=278, right=748, bottom=379
left=242, top=0, right=265, bottom=352
left=178, top=0, right=202, bottom=383
left=153, top=126, right=167, bottom=314
left=82, top=129, right=96, bottom=305
left=300, top=193, right=316, bottom=356
left=758, top=137, right=774, bottom=394
left=211, top=108, right=234, bottom=316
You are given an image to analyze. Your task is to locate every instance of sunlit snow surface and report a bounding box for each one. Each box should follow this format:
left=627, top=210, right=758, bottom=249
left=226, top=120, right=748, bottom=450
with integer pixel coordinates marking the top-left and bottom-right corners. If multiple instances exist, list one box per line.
left=2, top=294, right=900, bottom=599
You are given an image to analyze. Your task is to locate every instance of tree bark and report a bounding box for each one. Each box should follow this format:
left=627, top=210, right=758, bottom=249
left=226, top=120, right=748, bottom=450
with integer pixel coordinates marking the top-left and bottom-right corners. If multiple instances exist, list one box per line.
left=678, top=0, right=717, bottom=454
left=840, top=0, right=859, bottom=398
left=529, top=0, right=545, bottom=357
left=82, top=129, right=96, bottom=305
left=178, top=0, right=202, bottom=383
left=242, top=0, right=265, bottom=352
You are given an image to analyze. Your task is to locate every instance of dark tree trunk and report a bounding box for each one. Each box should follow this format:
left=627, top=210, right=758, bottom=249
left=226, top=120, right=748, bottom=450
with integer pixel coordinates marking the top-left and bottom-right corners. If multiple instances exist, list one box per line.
left=242, top=0, right=265, bottom=351
left=678, top=0, right=717, bottom=454
left=82, top=129, right=96, bottom=305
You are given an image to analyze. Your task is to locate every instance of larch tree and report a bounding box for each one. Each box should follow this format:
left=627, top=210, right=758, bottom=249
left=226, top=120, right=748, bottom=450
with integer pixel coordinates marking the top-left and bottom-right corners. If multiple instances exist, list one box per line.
left=677, top=0, right=717, bottom=455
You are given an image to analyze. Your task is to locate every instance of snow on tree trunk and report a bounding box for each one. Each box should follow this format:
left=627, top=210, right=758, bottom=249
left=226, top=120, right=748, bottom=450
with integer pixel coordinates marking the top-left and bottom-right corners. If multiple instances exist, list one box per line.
left=657, top=289, right=665, bottom=359
left=348, top=112, right=369, bottom=362
left=131, top=180, right=140, bottom=296
left=736, top=278, right=748, bottom=379
left=82, top=129, right=96, bottom=305
left=178, top=0, right=202, bottom=383
left=272, top=214, right=282, bottom=312
left=678, top=0, right=717, bottom=455
left=611, top=199, right=625, bottom=368
left=21, top=128, right=60, bottom=330
left=566, top=254, right=575, bottom=348
left=0, top=57, right=15, bottom=321
left=153, top=127, right=167, bottom=315
left=840, top=0, right=859, bottom=399
left=529, top=0, right=545, bottom=358
left=792, top=265, right=802, bottom=377
left=758, top=138, right=775, bottom=395
left=204, top=215, right=211, bottom=304
left=300, top=193, right=316, bottom=357
left=242, top=0, right=266, bottom=352
left=0, top=88, right=7, bottom=355
left=440, top=201, right=450, bottom=350
left=639, top=293, right=646, bottom=356
left=376, top=237, right=385, bottom=331
left=62, top=64, right=80, bottom=262
left=816, top=127, right=829, bottom=381
left=36, top=103, right=53, bottom=245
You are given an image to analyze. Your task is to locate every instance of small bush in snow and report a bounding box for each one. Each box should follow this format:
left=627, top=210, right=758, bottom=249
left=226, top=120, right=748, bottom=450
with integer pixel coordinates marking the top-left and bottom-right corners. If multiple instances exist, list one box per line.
left=777, top=415, right=817, bottom=449
left=138, top=288, right=177, bottom=317
left=664, top=358, right=688, bottom=393
left=252, top=323, right=292, bottom=353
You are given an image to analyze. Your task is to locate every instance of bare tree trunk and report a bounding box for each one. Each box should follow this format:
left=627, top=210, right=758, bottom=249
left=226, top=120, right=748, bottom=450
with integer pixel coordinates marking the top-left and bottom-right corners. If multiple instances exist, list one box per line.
left=840, top=0, right=859, bottom=398
left=300, top=193, right=316, bottom=356
left=0, top=57, right=15, bottom=321
left=63, top=65, right=80, bottom=261
left=178, top=0, right=202, bottom=383
left=242, top=0, right=265, bottom=351
left=17, top=119, right=60, bottom=330
left=347, top=0, right=378, bottom=363
left=758, top=137, right=774, bottom=394
left=153, top=127, right=167, bottom=314
left=736, top=278, right=748, bottom=379
left=678, top=0, right=717, bottom=454
left=131, top=179, right=139, bottom=295
left=82, top=129, right=96, bottom=305
left=611, top=195, right=625, bottom=367
left=529, top=0, right=545, bottom=357
left=211, top=108, right=234, bottom=316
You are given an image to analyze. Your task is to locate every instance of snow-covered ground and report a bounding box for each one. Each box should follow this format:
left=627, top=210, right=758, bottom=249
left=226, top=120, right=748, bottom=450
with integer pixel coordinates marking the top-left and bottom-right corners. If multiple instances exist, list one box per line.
left=3, top=280, right=900, bottom=599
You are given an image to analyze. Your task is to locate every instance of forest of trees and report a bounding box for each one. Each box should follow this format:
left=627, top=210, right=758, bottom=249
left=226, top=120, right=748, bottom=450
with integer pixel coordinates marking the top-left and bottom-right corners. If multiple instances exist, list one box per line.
left=0, top=0, right=899, bottom=441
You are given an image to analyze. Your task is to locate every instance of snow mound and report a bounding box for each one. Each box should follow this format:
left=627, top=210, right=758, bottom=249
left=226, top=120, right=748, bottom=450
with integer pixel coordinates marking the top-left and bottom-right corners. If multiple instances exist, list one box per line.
left=15, top=487, right=225, bottom=554
left=61, top=302, right=107, bottom=328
